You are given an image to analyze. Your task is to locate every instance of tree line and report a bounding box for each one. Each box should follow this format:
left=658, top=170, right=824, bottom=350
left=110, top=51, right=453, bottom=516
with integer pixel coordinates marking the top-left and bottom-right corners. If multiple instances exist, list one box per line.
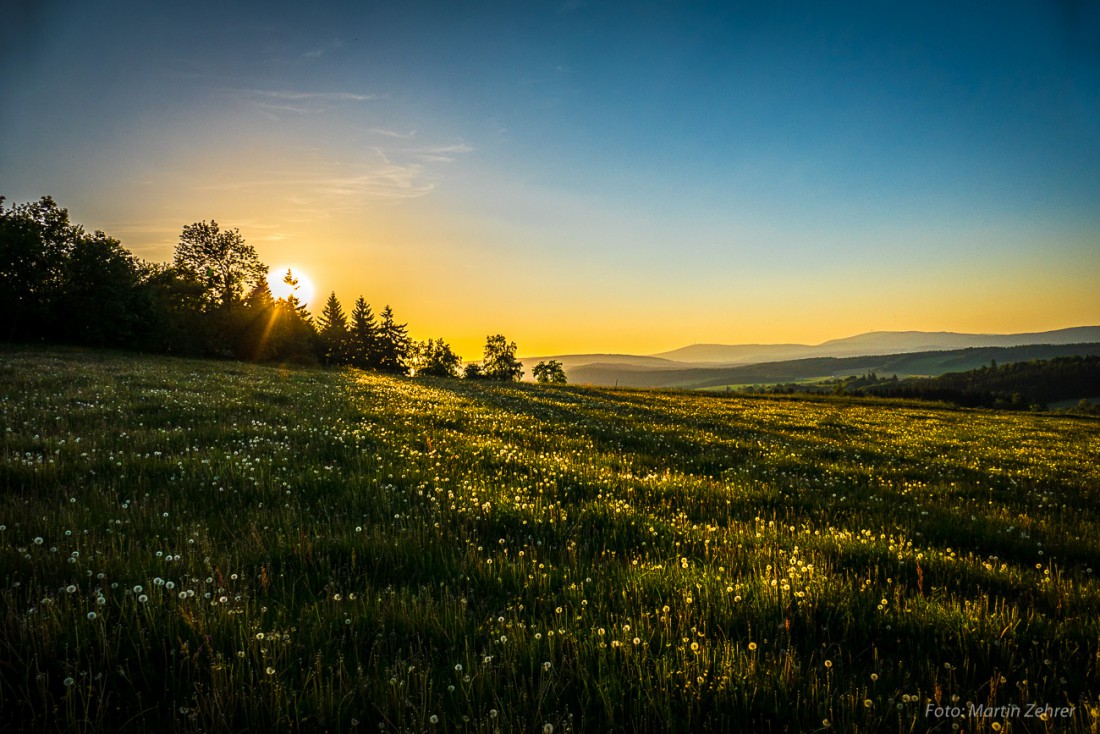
left=0, top=196, right=568, bottom=382
left=860, top=356, right=1100, bottom=410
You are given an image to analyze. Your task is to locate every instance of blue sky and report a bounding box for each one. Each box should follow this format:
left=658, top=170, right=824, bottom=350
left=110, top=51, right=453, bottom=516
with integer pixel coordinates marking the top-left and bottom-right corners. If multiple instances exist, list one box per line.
left=3, top=1, right=1098, bottom=356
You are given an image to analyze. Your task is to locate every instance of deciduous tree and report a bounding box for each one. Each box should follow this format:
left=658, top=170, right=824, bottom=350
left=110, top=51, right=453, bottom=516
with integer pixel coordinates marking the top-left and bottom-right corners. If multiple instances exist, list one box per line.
left=411, top=338, right=461, bottom=377
left=533, top=360, right=567, bottom=384
left=173, top=220, right=266, bottom=311
left=482, top=334, right=523, bottom=381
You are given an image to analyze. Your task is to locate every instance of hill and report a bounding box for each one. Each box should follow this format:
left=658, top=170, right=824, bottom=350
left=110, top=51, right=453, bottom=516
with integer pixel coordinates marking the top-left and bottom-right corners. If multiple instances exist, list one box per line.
left=652, top=326, right=1100, bottom=364
left=570, top=342, right=1100, bottom=389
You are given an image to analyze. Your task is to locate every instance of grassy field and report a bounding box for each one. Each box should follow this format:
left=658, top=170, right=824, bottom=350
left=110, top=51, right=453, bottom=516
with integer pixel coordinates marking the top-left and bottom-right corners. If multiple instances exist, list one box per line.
left=1, top=348, right=1099, bottom=733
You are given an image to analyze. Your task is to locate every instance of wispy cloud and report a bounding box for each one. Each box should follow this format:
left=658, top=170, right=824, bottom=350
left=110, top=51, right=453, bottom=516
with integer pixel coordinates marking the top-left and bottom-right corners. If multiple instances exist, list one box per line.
left=229, top=88, right=380, bottom=116
left=187, top=140, right=471, bottom=219
left=412, top=142, right=474, bottom=163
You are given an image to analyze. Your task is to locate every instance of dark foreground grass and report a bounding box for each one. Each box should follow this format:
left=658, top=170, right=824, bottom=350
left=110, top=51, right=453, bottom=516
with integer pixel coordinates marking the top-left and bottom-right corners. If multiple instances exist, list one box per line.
left=1, top=347, right=1098, bottom=732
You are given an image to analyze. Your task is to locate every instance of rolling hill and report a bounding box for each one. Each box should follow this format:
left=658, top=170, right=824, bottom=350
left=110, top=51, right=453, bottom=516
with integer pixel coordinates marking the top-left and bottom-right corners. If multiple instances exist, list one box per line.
left=567, top=342, right=1100, bottom=389
left=520, top=327, right=1100, bottom=387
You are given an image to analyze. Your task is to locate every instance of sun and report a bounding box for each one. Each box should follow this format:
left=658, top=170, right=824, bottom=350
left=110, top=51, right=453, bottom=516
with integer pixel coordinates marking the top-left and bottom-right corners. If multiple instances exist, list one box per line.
left=267, top=266, right=316, bottom=307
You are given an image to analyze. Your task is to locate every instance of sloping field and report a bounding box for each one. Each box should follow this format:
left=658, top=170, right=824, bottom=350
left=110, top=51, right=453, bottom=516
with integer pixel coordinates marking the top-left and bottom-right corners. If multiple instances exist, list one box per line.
left=1, top=348, right=1099, bottom=732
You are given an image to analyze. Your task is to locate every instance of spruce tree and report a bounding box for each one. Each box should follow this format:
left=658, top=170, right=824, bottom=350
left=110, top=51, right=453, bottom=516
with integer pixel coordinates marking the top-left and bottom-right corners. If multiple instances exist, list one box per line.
left=378, top=305, right=411, bottom=374
left=349, top=296, right=380, bottom=370
left=317, top=291, right=349, bottom=365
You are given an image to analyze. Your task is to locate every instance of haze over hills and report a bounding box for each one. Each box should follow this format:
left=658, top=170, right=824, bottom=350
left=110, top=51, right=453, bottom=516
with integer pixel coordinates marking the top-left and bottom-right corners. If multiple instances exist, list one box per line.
left=651, top=326, right=1100, bottom=365
left=519, top=327, right=1100, bottom=388
left=568, top=343, right=1100, bottom=390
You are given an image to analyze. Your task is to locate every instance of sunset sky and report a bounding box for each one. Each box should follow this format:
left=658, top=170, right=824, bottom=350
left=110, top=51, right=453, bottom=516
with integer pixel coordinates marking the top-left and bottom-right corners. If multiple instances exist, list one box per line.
left=3, top=1, right=1098, bottom=359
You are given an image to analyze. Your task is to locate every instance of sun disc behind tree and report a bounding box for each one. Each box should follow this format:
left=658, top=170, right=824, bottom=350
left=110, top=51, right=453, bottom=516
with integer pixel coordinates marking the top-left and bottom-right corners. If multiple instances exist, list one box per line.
left=267, top=266, right=316, bottom=307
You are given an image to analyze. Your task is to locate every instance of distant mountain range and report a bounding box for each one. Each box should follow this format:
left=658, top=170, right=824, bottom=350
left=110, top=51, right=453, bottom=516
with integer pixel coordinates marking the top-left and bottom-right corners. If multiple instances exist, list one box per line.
left=519, top=327, right=1100, bottom=388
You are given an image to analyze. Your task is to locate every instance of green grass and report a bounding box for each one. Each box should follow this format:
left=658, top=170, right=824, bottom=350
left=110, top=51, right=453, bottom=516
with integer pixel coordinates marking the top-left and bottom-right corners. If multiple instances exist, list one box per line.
left=2, top=347, right=1099, bottom=732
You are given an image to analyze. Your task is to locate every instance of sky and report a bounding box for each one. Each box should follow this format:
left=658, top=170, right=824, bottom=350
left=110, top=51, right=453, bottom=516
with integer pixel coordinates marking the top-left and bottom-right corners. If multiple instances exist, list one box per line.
left=3, top=0, right=1099, bottom=359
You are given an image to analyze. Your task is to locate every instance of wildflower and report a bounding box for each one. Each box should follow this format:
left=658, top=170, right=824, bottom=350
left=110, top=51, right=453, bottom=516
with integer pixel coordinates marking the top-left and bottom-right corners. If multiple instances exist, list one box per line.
left=63, top=677, right=75, bottom=687
left=133, top=585, right=143, bottom=594
left=430, top=715, right=439, bottom=724
left=748, top=642, right=757, bottom=651
left=266, top=667, right=275, bottom=675
left=138, top=594, right=148, bottom=603
left=66, top=585, right=77, bottom=594
left=543, top=725, right=553, bottom=734
left=824, top=659, right=833, bottom=669
left=870, top=673, right=879, bottom=681
left=454, top=664, right=462, bottom=673
left=543, top=661, right=552, bottom=671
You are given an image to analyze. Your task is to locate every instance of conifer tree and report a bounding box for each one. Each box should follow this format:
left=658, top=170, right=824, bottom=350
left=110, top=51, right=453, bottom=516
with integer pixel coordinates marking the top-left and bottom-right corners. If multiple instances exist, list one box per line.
left=317, top=291, right=349, bottom=365
left=377, top=305, right=411, bottom=374
left=349, top=296, right=380, bottom=370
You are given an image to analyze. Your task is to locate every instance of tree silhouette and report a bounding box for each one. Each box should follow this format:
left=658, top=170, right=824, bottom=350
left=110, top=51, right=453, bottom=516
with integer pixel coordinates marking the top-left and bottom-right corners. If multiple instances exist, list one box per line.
left=0, top=196, right=81, bottom=340
left=482, top=334, right=524, bottom=381
left=411, top=338, right=461, bottom=377
left=533, top=360, right=567, bottom=384
left=348, top=297, right=380, bottom=370
left=173, top=220, right=266, bottom=311
left=378, top=305, right=411, bottom=374
left=317, top=291, right=349, bottom=365
left=55, top=230, right=141, bottom=347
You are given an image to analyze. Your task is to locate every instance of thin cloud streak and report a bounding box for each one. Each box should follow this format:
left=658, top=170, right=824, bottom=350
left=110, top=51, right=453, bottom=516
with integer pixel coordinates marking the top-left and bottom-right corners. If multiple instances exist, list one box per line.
left=226, top=88, right=381, bottom=116
left=188, top=141, right=472, bottom=217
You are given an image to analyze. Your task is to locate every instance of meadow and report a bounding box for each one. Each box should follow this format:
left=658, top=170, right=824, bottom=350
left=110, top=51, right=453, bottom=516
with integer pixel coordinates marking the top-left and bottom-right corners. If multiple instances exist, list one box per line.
left=1, top=348, right=1098, bottom=733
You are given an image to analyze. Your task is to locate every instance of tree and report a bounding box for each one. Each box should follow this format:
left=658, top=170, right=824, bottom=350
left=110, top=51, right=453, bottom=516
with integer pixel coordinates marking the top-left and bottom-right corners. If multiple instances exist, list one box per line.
left=317, top=291, right=349, bottom=365
left=533, top=360, right=567, bottom=384
left=0, top=196, right=81, bottom=340
left=377, top=305, right=411, bottom=374
left=482, top=334, right=523, bottom=381
left=411, top=338, right=461, bottom=377
left=278, top=269, right=311, bottom=322
left=54, top=229, right=141, bottom=347
left=463, top=363, right=486, bottom=379
left=173, top=220, right=266, bottom=311
left=131, top=262, right=211, bottom=355
left=348, top=297, right=380, bottom=370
